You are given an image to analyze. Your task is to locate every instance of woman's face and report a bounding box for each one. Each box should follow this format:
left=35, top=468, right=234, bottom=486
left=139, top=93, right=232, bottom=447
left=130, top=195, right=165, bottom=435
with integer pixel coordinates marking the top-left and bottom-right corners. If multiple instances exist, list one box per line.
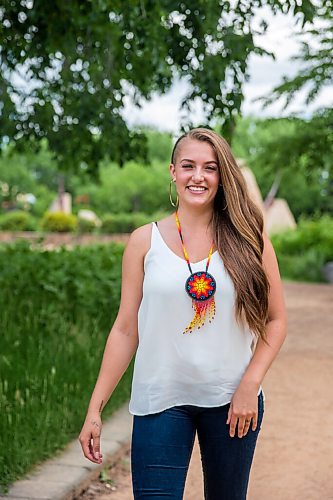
left=169, top=138, right=220, bottom=209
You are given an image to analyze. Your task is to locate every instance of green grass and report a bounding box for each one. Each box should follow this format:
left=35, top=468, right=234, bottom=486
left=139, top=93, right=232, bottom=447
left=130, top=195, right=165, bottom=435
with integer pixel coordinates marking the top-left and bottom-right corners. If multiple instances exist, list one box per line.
left=0, top=241, right=132, bottom=493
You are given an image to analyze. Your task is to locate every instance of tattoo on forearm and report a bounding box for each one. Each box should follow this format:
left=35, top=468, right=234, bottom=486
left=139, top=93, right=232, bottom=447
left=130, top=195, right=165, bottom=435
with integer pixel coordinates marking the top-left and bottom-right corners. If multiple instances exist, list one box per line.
left=91, top=420, right=101, bottom=430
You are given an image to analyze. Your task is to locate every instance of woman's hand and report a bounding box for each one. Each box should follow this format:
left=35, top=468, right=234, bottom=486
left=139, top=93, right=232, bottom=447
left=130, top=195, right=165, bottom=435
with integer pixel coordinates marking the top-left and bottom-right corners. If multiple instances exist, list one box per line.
left=226, top=381, right=259, bottom=438
left=78, top=413, right=104, bottom=463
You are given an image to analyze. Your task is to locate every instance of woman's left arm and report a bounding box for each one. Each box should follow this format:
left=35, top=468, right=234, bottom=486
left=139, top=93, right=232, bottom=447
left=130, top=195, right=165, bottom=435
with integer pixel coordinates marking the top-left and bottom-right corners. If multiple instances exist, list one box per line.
left=227, top=230, right=288, bottom=437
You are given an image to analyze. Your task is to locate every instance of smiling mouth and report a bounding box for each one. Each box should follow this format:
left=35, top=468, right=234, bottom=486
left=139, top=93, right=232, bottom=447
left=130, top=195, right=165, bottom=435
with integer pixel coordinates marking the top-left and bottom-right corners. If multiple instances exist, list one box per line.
left=187, top=186, right=207, bottom=192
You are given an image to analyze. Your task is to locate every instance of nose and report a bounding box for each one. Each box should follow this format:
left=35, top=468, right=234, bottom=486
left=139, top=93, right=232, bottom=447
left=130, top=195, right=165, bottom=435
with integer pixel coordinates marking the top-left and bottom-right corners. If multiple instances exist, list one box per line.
left=192, top=168, right=204, bottom=182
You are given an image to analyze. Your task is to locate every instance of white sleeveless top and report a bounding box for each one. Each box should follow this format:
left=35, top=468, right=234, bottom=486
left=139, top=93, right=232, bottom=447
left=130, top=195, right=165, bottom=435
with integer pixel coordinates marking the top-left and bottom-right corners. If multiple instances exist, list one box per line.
left=128, top=221, right=264, bottom=415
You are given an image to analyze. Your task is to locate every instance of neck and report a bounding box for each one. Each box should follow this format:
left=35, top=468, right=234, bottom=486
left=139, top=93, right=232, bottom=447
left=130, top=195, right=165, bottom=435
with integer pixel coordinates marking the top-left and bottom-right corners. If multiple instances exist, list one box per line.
left=175, top=204, right=214, bottom=231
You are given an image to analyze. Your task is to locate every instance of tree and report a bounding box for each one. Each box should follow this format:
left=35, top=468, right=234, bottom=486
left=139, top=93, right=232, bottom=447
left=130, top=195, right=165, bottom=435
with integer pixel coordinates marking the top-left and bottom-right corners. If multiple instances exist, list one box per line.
left=254, top=0, right=332, bottom=110
left=0, top=0, right=316, bottom=177
left=144, top=128, right=173, bottom=164
left=232, top=111, right=333, bottom=218
left=0, top=143, right=56, bottom=214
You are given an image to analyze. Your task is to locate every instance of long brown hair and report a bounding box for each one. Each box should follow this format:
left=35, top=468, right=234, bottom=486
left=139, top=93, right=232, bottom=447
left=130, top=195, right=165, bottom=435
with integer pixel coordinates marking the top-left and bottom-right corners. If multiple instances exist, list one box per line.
left=171, top=128, right=270, bottom=344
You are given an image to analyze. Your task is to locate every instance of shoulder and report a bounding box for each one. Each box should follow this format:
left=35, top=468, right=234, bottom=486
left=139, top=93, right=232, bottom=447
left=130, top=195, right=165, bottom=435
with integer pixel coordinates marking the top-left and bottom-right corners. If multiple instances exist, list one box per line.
left=124, top=214, right=173, bottom=258
left=125, top=222, right=153, bottom=260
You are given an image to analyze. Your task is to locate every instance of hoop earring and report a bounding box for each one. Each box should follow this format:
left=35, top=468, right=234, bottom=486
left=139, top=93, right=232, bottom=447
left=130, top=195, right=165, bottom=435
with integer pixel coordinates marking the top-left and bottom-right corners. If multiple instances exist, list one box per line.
left=169, top=179, right=179, bottom=208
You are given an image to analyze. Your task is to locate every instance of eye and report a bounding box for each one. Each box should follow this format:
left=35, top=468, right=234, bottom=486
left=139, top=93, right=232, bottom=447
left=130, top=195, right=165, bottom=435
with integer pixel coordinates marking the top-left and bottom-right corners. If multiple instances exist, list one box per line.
left=206, top=165, right=217, bottom=171
left=182, top=164, right=193, bottom=168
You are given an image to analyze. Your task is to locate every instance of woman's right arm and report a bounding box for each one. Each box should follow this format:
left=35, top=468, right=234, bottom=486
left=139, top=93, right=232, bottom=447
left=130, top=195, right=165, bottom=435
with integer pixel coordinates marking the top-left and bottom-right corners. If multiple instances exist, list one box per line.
left=78, top=224, right=151, bottom=463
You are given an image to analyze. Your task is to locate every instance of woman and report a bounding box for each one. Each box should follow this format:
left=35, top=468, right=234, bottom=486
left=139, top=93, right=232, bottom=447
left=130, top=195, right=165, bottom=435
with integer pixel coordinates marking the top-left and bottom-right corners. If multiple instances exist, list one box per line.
left=79, top=128, right=287, bottom=499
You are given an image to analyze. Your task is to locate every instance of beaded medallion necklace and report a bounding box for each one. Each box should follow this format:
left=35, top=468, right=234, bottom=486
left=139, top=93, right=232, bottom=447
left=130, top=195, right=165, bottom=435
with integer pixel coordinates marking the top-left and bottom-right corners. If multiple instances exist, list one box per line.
left=175, top=211, right=216, bottom=334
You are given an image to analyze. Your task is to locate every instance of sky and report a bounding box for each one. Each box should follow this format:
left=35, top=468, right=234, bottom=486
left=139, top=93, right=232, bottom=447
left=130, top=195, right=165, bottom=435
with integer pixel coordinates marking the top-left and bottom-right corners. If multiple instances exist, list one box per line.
left=122, top=7, right=332, bottom=134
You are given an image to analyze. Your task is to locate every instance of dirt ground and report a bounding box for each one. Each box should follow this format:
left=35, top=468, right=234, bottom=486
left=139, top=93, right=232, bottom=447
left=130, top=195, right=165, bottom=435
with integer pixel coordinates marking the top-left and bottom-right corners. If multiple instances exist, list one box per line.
left=78, top=281, right=333, bottom=500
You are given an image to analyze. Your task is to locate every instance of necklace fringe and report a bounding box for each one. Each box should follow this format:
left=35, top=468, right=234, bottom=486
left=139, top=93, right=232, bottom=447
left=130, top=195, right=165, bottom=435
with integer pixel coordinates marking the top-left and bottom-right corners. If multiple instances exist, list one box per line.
left=183, top=291, right=216, bottom=334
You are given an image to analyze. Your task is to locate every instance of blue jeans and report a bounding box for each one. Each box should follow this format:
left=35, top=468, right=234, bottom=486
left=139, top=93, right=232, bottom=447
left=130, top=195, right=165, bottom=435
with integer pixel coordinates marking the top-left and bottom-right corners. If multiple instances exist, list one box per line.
left=131, top=390, right=264, bottom=499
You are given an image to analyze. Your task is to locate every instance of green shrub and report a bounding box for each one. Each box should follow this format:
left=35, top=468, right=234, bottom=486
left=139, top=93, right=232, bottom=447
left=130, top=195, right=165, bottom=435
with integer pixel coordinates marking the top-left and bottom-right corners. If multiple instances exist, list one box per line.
left=100, top=214, right=122, bottom=233
left=0, top=210, right=37, bottom=231
left=131, top=212, right=154, bottom=228
left=77, top=217, right=97, bottom=234
left=0, top=240, right=129, bottom=492
left=100, top=212, right=150, bottom=233
left=100, top=211, right=171, bottom=234
left=271, top=215, right=333, bottom=261
left=271, top=215, right=333, bottom=282
left=41, top=211, right=77, bottom=232
left=274, top=249, right=326, bottom=282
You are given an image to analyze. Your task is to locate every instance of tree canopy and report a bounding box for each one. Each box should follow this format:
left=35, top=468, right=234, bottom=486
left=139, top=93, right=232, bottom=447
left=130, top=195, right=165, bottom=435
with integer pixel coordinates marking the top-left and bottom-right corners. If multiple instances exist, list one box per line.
left=255, top=0, right=332, bottom=110
left=0, top=0, right=316, bottom=176
left=232, top=109, right=333, bottom=217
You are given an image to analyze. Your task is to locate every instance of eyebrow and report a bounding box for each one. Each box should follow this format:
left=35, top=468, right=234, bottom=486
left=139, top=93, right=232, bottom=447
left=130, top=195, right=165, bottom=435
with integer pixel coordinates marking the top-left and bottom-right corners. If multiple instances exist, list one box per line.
left=180, top=159, right=218, bottom=164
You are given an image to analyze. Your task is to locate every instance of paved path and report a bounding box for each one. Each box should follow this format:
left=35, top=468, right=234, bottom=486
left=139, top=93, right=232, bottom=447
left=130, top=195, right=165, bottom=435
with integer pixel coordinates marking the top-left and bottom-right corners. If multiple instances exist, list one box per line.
left=79, top=281, right=333, bottom=500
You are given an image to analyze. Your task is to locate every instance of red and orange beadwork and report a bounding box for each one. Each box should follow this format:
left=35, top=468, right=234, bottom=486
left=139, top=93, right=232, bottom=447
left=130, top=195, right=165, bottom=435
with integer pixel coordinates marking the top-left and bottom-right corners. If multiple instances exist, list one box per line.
left=175, top=211, right=217, bottom=334
left=184, top=271, right=216, bottom=333
left=186, top=271, right=216, bottom=300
